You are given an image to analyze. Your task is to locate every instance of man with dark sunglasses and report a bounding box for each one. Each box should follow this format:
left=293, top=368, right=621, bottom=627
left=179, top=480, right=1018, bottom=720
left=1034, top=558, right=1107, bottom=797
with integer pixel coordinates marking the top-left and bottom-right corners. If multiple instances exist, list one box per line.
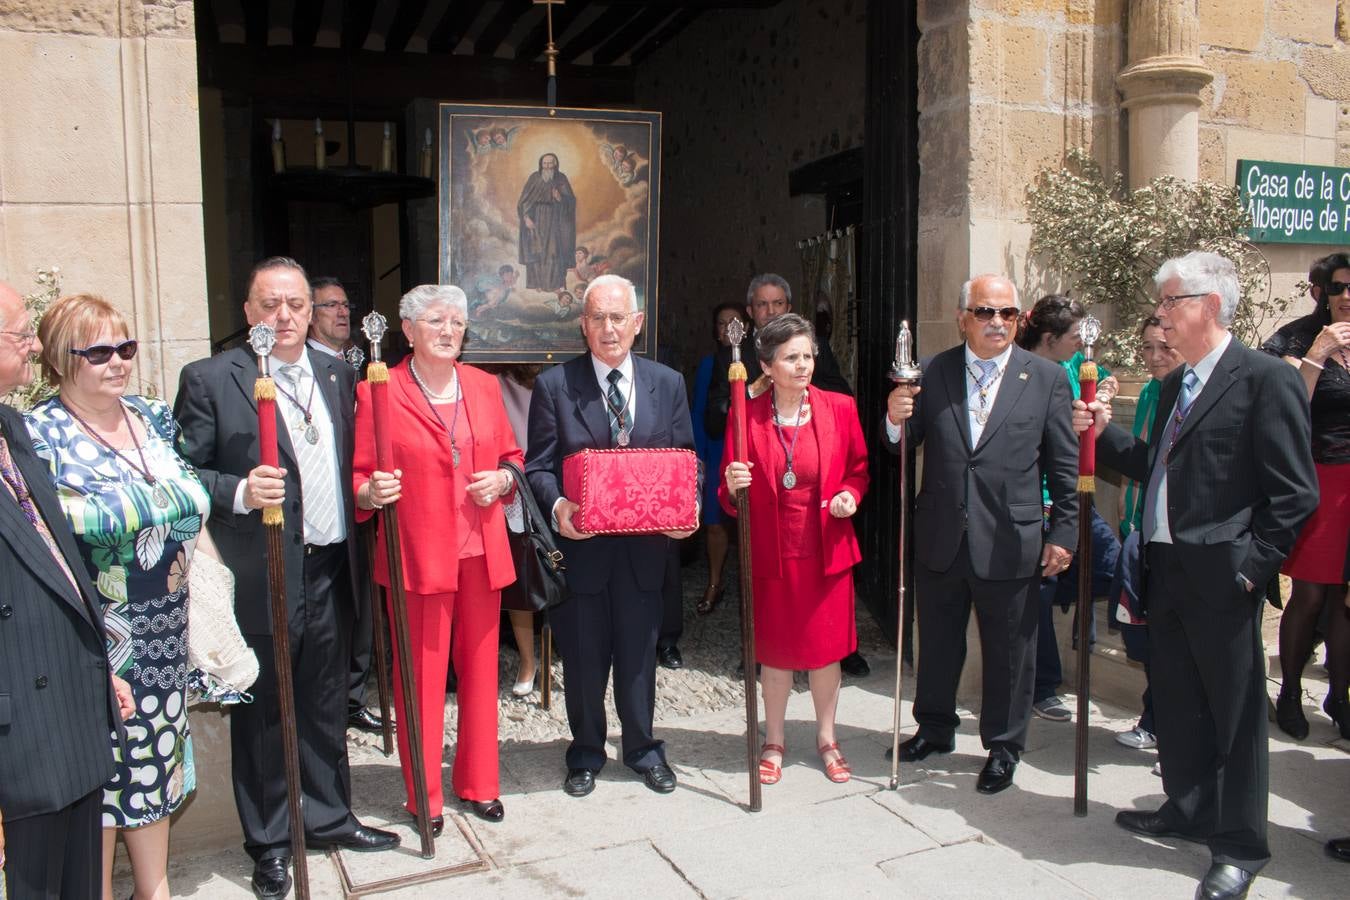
left=882, top=274, right=1079, bottom=796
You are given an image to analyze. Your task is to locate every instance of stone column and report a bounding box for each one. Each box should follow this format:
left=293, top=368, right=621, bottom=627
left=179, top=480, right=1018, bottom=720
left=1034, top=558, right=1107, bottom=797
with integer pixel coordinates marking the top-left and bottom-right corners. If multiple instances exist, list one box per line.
left=1116, top=0, right=1214, bottom=184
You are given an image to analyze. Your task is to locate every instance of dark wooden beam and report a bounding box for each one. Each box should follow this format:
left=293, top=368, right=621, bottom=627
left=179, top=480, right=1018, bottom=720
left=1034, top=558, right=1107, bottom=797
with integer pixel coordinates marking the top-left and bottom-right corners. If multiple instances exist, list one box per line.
left=341, top=0, right=378, bottom=51
left=290, top=0, right=324, bottom=48
left=427, top=0, right=480, bottom=53
left=475, top=0, right=534, bottom=57
left=559, top=6, right=643, bottom=62
left=194, top=0, right=219, bottom=47
left=200, top=43, right=636, bottom=108
left=593, top=1, right=777, bottom=6
left=243, top=0, right=270, bottom=48
left=515, top=0, right=589, bottom=61
left=630, top=9, right=701, bottom=65
left=591, top=6, right=675, bottom=66
left=383, top=0, right=430, bottom=53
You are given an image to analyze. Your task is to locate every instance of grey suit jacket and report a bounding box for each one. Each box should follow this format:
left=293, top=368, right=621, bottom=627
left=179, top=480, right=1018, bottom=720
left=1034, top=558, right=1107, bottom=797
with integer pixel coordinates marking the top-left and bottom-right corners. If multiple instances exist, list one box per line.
left=0, top=403, right=119, bottom=820
left=885, top=343, right=1079, bottom=580
left=1098, top=337, right=1317, bottom=600
left=173, top=346, right=360, bottom=634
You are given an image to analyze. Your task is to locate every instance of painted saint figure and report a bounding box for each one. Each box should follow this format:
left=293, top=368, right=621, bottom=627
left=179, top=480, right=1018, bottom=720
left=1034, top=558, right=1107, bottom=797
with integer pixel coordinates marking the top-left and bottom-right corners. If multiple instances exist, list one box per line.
left=517, top=153, right=577, bottom=292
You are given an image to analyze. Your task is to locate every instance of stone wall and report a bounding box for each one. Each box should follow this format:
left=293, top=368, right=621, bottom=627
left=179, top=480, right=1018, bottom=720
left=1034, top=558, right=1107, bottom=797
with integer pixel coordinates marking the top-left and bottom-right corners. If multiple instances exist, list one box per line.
left=0, top=0, right=211, bottom=400
left=633, top=0, right=866, bottom=375
left=1196, top=0, right=1350, bottom=326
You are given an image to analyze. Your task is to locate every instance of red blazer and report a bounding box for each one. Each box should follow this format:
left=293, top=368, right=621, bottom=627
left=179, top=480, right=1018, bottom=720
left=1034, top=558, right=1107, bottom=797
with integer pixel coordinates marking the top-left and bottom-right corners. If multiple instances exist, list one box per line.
left=354, top=360, right=524, bottom=594
left=718, top=387, right=869, bottom=579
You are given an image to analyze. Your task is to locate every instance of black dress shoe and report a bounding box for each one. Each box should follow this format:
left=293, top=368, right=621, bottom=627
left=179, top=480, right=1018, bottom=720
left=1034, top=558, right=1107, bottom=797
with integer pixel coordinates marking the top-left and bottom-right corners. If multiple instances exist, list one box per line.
left=460, top=796, right=505, bottom=822
left=1274, top=690, right=1308, bottom=740
left=888, top=735, right=954, bottom=762
left=1325, top=836, right=1350, bottom=862
left=641, top=763, right=678, bottom=793
left=1324, top=695, right=1350, bottom=740
left=251, top=858, right=291, bottom=900
left=840, top=651, right=870, bottom=677
left=1195, top=863, right=1255, bottom=900
left=347, top=707, right=385, bottom=733
left=430, top=815, right=445, bottom=838
left=563, top=767, right=596, bottom=797
left=311, top=824, right=400, bottom=853
left=1114, top=809, right=1204, bottom=843
left=975, top=753, right=1016, bottom=794
left=657, top=645, right=684, bottom=669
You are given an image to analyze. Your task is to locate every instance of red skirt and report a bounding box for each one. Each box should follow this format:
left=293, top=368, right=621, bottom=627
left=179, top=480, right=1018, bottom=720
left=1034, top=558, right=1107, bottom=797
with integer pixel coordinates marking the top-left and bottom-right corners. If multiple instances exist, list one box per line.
left=753, top=557, right=857, bottom=670
left=1283, top=462, right=1350, bottom=584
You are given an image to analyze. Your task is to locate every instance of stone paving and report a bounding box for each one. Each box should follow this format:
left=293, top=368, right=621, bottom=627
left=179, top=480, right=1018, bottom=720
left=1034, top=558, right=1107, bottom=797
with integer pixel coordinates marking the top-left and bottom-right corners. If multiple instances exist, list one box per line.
left=140, top=562, right=1350, bottom=898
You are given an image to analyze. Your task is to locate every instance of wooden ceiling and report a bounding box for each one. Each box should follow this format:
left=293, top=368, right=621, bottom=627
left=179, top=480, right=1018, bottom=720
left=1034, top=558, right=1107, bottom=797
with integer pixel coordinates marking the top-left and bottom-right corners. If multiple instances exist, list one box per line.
left=196, top=1, right=782, bottom=68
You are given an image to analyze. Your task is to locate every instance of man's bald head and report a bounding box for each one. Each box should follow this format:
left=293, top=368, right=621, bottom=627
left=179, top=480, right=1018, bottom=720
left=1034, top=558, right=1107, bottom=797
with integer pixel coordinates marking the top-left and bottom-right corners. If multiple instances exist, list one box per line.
left=0, top=280, right=41, bottom=395
left=0, top=281, right=21, bottom=330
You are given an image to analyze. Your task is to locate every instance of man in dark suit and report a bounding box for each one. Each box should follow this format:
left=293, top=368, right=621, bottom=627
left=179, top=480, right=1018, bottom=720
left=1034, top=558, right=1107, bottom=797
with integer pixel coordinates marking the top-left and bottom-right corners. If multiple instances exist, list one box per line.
left=703, top=273, right=869, bottom=676
left=883, top=274, right=1078, bottom=795
left=1080, top=251, right=1317, bottom=900
left=0, top=280, right=134, bottom=898
left=526, top=274, right=696, bottom=798
left=175, top=258, right=397, bottom=900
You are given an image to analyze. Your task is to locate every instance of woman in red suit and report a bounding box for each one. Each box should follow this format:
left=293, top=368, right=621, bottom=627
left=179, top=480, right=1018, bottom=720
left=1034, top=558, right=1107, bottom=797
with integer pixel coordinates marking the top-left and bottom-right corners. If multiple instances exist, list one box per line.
left=353, top=284, right=523, bottom=829
left=720, top=313, right=869, bottom=786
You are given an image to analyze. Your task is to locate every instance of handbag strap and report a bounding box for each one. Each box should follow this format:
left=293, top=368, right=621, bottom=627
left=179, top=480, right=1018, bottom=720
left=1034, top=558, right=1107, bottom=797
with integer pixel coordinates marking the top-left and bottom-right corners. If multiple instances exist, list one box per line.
left=500, top=461, right=563, bottom=557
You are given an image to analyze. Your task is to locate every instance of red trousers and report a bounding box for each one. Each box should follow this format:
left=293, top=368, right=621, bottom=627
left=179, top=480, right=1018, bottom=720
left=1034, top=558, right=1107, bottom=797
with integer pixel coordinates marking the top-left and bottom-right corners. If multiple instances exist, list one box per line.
left=388, top=555, right=501, bottom=814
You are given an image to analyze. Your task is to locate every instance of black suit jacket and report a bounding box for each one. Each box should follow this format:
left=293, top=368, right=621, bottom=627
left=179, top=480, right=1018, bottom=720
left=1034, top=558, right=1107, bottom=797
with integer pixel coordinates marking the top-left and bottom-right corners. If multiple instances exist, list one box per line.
left=1098, top=337, right=1317, bottom=596
left=0, top=404, right=120, bottom=820
left=173, top=346, right=360, bottom=634
left=525, top=353, right=696, bottom=595
left=885, top=344, right=1079, bottom=580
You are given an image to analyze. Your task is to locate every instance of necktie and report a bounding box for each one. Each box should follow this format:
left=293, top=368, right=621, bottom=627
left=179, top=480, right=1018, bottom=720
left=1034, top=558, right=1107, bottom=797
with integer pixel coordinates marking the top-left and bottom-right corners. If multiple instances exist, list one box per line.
left=606, top=369, right=627, bottom=445
left=973, top=358, right=998, bottom=389
left=0, top=431, right=82, bottom=594
left=278, top=364, right=338, bottom=543
left=1141, top=368, right=1200, bottom=543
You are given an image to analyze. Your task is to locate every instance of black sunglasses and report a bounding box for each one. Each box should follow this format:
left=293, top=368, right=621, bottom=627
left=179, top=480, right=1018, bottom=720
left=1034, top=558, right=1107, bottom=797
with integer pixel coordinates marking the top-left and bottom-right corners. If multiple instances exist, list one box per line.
left=1327, top=281, right=1350, bottom=297
left=967, top=306, right=1021, bottom=322
left=69, top=339, right=138, bottom=365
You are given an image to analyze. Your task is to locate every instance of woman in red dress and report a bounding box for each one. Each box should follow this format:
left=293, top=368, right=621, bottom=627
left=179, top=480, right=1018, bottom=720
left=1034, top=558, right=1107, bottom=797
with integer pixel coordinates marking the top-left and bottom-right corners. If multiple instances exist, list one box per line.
left=353, top=284, right=523, bottom=830
left=720, top=313, right=869, bottom=785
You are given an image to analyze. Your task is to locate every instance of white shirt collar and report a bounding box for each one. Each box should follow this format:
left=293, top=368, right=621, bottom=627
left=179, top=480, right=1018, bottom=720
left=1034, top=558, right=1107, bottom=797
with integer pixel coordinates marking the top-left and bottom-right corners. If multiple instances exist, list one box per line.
left=307, top=337, right=342, bottom=358
left=276, top=346, right=318, bottom=380
left=1187, top=332, right=1231, bottom=387
left=591, top=352, right=634, bottom=387
left=963, top=342, right=1015, bottom=372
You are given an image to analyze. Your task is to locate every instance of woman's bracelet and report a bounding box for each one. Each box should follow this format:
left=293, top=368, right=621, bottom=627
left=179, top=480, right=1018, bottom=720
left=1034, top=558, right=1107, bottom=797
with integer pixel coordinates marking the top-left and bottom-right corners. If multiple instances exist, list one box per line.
left=1301, top=357, right=1325, bottom=370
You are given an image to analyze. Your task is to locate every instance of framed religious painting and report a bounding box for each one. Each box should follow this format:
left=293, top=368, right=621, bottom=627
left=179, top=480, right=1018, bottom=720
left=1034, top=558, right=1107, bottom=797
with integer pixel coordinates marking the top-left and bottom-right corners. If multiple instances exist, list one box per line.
left=438, top=103, right=662, bottom=363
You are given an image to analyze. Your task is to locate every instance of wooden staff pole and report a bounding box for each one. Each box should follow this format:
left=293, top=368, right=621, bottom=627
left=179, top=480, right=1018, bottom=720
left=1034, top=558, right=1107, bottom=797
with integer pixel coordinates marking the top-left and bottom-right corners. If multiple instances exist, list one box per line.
left=888, top=322, right=922, bottom=790
left=726, top=319, right=761, bottom=813
left=249, top=324, right=309, bottom=900
left=1073, top=314, right=1102, bottom=817
left=363, top=522, right=395, bottom=756
left=361, top=313, right=435, bottom=858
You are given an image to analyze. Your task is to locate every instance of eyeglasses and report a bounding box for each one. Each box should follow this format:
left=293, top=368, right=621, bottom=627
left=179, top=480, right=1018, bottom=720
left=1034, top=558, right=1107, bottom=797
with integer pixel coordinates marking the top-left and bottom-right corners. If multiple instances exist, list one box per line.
left=1326, top=281, right=1350, bottom=297
left=315, top=301, right=357, bottom=312
left=417, top=316, right=467, bottom=332
left=966, top=306, right=1021, bottom=322
left=69, top=340, right=138, bottom=365
left=1157, top=293, right=1208, bottom=311
left=0, top=329, right=37, bottom=346
left=586, top=312, right=634, bottom=328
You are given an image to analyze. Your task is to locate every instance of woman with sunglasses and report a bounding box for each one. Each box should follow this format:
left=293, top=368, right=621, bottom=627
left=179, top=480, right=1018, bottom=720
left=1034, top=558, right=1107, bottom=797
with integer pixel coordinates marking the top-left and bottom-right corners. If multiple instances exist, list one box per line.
left=1261, top=251, right=1350, bottom=741
left=24, top=294, right=210, bottom=900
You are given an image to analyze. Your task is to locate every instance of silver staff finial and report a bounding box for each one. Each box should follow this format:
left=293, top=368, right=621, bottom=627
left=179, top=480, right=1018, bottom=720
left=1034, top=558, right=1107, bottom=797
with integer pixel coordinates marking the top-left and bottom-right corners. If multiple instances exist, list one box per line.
left=726, top=317, right=746, bottom=363
left=248, top=323, right=277, bottom=374
left=343, top=345, right=366, bottom=369
left=889, top=320, right=922, bottom=383
left=1078, top=313, right=1102, bottom=358
left=361, top=311, right=388, bottom=361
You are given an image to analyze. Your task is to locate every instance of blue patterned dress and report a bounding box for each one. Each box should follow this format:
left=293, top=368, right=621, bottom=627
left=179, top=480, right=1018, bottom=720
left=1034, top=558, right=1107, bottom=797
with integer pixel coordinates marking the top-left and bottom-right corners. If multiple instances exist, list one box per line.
left=27, top=395, right=210, bottom=828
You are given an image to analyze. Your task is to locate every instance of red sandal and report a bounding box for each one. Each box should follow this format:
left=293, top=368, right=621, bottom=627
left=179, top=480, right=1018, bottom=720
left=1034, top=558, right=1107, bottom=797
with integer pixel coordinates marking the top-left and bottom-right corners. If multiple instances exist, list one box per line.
left=759, top=743, right=785, bottom=785
left=818, top=741, right=851, bottom=783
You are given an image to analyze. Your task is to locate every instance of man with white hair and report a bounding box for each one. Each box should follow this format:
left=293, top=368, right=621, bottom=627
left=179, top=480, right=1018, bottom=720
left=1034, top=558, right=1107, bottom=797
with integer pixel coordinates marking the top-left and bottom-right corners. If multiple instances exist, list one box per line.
left=1081, top=251, right=1317, bottom=900
left=526, top=274, right=695, bottom=799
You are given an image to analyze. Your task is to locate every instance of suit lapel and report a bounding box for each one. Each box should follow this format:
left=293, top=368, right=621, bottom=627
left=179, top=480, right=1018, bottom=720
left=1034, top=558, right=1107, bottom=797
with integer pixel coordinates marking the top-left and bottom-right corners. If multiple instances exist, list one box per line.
left=1146, top=369, right=1183, bottom=472
left=811, top=388, right=838, bottom=484
left=568, top=355, right=612, bottom=448
left=748, top=395, right=777, bottom=499
left=974, top=347, right=1031, bottom=453
left=941, top=350, right=973, bottom=452
left=629, top=356, right=659, bottom=445
left=309, top=348, right=353, bottom=466
left=1171, top=341, right=1242, bottom=448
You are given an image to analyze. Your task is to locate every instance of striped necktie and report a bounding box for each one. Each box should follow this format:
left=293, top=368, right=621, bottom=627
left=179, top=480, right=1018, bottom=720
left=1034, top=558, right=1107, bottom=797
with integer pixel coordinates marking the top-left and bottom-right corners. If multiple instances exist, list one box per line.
left=278, top=364, right=339, bottom=543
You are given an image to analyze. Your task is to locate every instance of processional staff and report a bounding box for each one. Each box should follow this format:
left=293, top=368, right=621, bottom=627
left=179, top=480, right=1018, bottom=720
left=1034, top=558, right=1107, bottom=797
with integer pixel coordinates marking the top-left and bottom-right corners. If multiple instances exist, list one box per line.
left=1073, top=313, right=1102, bottom=817
left=249, top=323, right=310, bottom=900
left=726, top=317, right=762, bottom=813
left=362, top=312, right=436, bottom=858
left=888, top=322, right=922, bottom=790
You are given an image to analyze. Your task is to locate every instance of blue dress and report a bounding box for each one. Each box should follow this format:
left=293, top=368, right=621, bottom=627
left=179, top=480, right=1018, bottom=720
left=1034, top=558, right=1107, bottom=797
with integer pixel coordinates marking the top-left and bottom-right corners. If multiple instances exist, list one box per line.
left=692, top=353, right=726, bottom=524
left=27, top=395, right=210, bottom=828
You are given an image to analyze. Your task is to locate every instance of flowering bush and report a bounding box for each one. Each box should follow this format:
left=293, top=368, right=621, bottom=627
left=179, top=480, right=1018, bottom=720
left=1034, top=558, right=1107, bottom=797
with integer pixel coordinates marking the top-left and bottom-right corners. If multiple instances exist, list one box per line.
left=3, top=267, right=60, bottom=410
left=1027, top=149, right=1294, bottom=370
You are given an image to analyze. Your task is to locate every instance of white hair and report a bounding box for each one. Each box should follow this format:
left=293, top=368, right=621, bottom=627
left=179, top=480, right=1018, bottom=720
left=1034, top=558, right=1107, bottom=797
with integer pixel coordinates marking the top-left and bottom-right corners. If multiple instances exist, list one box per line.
left=399, top=284, right=468, bottom=322
left=958, top=276, right=1019, bottom=311
left=583, top=274, right=639, bottom=313
left=1154, top=251, right=1239, bottom=326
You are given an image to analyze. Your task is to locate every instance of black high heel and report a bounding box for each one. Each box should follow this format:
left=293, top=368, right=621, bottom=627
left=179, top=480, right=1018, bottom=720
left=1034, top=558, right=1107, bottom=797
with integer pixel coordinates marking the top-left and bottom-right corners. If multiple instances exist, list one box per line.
left=1276, top=690, right=1309, bottom=740
left=1324, top=695, right=1350, bottom=740
left=697, top=583, right=725, bottom=616
left=460, top=796, right=505, bottom=822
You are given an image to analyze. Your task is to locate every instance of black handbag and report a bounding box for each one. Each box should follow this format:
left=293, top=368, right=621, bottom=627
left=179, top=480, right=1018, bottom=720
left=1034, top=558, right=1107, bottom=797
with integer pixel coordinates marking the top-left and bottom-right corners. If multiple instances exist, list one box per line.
left=499, top=461, right=568, bottom=613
